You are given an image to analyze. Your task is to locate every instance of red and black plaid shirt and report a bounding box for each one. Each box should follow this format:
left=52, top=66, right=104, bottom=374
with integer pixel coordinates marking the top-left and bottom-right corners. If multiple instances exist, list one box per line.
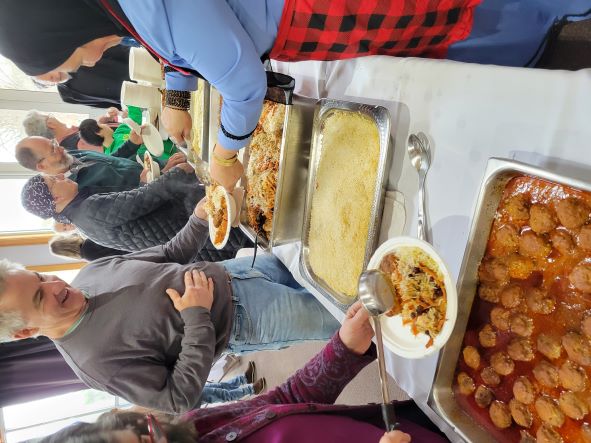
left=270, top=0, right=481, bottom=62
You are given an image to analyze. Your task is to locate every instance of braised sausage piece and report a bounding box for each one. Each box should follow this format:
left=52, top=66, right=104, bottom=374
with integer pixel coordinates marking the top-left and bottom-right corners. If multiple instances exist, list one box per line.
left=526, top=287, right=555, bottom=314
left=475, top=385, right=494, bottom=409
left=537, top=333, right=562, bottom=360
left=479, top=323, right=497, bottom=348
left=519, top=230, right=551, bottom=259
left=513, top=376, right=535, bottom=405
left=491, top=352, right=515, bottom=376
left=536, top=424, right=564, bottom=443
left=578, top=224, right=591, bottom=251
left=509, top=398, right=533, bottom=427
left=558, top=390, right=589, bottom=420
left=530, top=204, right=557, bottom=234
left=505, top=194, right=530, bottom=223
left=457, top=372, right=476, bottom=395
left=559, top=360, right=587, bottom=392
left=550, top=229, right=575, bottom=255
left=493, top=224, right=520, bottom=256
left=489, top=400, right=512, bottom=429
left=582, top=311, right=591, bottom=338
left=491, top=306, right=511, bottom=331
left=508, top=338, right=535, bottom=362
left=562, top=331, right=591, bottom=366
left=556, top=197, right=590, bottom=229
left=478, top=283, right=500, bottom=303
left=481, top=366, right=501, bottom=387
left=511, top=312, right=533, bottom=337
left=463, top=346, right=481, bottom=370
left=535, top=394, right=565, bottom=428
left=533, top=360, right=559, bottom=388
left=500, top=284, right=524, bottom=309
left=570, top=263, right=591, bottom=294
left=479, top=258, right=510, bottom=286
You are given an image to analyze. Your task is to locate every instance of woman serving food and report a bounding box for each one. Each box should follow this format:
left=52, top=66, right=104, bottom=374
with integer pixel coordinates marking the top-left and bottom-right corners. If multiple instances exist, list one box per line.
left=1, top=0, right=589, bottom=190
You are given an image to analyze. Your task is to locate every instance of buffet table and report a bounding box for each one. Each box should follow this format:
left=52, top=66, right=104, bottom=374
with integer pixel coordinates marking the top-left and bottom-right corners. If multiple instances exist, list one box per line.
left=269, top=56, right=591, bottom=441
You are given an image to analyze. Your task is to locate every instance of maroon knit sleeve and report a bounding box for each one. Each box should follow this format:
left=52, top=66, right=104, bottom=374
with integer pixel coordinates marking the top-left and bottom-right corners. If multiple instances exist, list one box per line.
left=261, top=332, right=376, bottom=405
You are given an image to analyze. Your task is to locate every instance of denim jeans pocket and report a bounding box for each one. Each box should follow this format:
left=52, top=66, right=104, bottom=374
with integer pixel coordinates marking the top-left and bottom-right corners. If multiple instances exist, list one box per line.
left=227, top=268, right=271, bottom=282
left=231, top=303, right=252, bottom=345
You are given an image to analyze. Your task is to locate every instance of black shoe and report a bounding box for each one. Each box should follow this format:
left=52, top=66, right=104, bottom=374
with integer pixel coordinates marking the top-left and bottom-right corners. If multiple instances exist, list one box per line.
left=245, top=361, right=256, bottom=384
left=253, top=377, right=266, bottom=395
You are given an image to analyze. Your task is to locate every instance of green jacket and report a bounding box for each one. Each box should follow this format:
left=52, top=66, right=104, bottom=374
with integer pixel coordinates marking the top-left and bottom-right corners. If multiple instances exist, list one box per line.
left=70, top=150, right=143, bottom=193
left=103, top=106, right=177, bottom=161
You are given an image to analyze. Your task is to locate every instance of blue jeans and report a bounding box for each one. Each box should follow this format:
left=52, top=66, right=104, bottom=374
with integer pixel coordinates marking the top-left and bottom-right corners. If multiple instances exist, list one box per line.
left=222, top=254, right=340, bottom=353
left=201, top=375, right=253, bottom=404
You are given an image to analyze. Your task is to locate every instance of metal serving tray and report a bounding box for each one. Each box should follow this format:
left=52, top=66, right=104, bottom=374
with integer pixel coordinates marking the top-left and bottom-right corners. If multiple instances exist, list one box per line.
left=429, top=157, right=591, bottom=443
left=196, top=80, right=210, bottom=160
left=208, top=87, right=316, bottom=249
left=300, top=98, right=393, bottom=310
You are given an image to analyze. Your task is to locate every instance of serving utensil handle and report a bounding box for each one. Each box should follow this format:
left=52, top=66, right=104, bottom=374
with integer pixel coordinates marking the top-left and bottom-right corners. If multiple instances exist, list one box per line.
left=374, top=316, right=399, bottom=430
left=417, top=174, right=427, bottom=242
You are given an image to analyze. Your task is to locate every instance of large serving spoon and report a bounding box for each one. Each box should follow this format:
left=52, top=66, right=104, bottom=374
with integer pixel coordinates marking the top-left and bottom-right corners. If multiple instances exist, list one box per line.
left=358, top=269, right=399, bottom=431
left=407, top=132, right=432, bottom=243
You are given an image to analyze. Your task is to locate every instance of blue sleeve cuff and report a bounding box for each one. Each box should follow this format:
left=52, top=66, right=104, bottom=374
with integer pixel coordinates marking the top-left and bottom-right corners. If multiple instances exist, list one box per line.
left=165, top=71, right=198, bottom=92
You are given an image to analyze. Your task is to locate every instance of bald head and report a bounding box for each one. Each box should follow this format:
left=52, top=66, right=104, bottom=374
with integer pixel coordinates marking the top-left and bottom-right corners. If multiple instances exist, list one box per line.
left=15, top=136, right=72, bottom=174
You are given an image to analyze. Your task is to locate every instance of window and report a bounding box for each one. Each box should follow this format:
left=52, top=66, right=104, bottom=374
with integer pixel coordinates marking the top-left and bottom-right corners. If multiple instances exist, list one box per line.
left=3, top=390, right=131, bottom=443
left=0, top=55, right=57, bottom=93
left=0, top=178, right=54, bottom=234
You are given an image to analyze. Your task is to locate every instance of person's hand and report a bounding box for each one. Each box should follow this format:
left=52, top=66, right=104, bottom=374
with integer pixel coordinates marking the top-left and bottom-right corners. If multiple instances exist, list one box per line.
left=129, top=126, right=143, bottom=145
left=339, top=301, right=374, bottom=355
left=166, top=270, right=214, bottom=312
left=162, top=152, right=187, bottom=173
left=194, top=196, right=208, bottom=220
left=175, top=162, right=194, bottom=174
left=209, top=144, right=243, bottom=191
left=98, top=107, right=120, bottom=124
left=379, top=431, right=411, bottom=443
left=162, top=106, right=192, bottom=145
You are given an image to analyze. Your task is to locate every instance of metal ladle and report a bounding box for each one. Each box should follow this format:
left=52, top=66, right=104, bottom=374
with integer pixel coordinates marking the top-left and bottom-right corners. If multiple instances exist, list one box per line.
left=407, top=132, right=432, bottom=243
left=358, top=269, right=399, bottom=431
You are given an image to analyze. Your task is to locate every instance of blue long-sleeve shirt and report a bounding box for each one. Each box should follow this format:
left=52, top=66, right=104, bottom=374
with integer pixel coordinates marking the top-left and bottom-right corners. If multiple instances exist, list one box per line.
left=118, top=0, right=284, bottom=150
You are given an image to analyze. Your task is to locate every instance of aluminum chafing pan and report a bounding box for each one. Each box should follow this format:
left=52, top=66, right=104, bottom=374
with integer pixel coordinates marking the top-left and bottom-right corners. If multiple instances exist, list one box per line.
left=208, top=88, right=316, bottom=249
left=429, top=157, right=591, bottom=443
left=300, top=98, right=393, bottom=310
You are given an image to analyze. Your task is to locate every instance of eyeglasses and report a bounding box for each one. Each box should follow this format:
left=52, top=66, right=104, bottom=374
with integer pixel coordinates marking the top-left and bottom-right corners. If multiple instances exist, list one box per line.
left=37, top=138, right=59, bottom=165
left=146, top=414, right=168, bottom=443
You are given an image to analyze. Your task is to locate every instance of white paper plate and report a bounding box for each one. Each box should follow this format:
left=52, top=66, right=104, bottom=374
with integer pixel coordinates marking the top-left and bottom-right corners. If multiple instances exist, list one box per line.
left=208, top=187, right=236, bottom=249
left=367, top=236, right=458, bottom=359
left=140, top=123, right=164, bottom=157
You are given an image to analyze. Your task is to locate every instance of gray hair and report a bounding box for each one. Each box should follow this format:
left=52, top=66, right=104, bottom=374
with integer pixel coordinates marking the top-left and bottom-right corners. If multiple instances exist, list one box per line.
left=0, top=259, right=27, bottom=342
left=22, top=110, right=54, bottom=139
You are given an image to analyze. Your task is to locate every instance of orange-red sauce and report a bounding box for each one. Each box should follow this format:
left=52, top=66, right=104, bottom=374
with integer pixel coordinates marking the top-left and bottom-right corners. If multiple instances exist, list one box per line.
left=454, top=176, right=591, bottom=442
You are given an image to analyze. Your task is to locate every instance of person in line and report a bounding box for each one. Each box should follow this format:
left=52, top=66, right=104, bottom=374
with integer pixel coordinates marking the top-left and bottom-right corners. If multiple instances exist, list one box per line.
left=15, top=136, right=185, bottom=194
left=49, top=232, right=127, bottom=262
left=36, top=302, right=446, bottom=443
left=79, top=105, right=178, bottom=161
left=1, top=1, right=589, bottom=189
left=22, top=110, right=91, bottom=151
left=0, top=192, right=339, bottom=413
left=21, top=166, right=200, bottom=252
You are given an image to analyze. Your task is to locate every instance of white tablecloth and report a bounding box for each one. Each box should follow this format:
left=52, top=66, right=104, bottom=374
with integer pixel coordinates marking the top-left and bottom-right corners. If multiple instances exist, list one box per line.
left=270, top=56, right=591, bottom=442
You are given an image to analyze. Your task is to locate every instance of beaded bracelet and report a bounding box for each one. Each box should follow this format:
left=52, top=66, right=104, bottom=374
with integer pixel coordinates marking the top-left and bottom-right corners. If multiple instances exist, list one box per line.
left=165, top=89, right=191, bottom=111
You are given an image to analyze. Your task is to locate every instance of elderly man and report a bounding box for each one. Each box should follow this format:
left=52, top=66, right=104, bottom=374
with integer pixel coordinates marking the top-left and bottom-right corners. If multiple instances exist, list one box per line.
left=22, top=110, right=88, bottom=151
left=15, top=136, right=185, bottom=194
left=0, top=199, right=339, bottom=413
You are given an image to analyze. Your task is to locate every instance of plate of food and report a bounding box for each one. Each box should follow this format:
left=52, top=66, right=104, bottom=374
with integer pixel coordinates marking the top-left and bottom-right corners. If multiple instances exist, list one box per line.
left=368, top=236, right=457, bottom=359
left=205, top=185, right=236, bottom=249
left=143, top=151, right=160, bottom=183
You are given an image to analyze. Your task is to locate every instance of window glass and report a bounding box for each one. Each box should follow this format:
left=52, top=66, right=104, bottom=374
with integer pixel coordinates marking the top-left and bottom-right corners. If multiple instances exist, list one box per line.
left=0, top=55, right=57, bottom=92
left=4, top=390, right=131, bottom=443
left=0, top=178, right=53, bottom=233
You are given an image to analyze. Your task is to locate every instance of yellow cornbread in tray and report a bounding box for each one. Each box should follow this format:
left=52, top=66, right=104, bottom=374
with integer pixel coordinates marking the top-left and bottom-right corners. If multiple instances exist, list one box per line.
left=308, top=110, right=380, bottom=297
